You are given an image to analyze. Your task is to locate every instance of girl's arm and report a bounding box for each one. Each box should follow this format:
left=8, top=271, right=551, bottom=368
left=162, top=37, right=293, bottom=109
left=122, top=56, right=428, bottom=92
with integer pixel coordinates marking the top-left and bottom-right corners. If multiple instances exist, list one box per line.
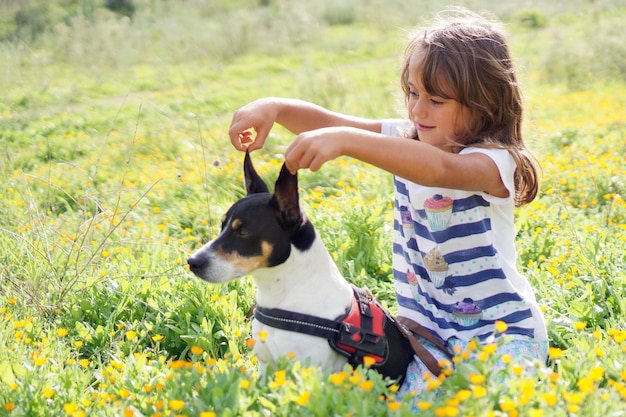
left=285, top=126, right=509, bottom=198
left=228, top=97, right=381, bottom=151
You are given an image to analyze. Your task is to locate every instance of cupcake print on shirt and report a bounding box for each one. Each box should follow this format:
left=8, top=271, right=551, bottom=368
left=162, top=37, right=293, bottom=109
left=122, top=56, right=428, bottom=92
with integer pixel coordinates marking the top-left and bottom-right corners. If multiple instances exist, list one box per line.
left=423, top=247, right=448, bottom=288
left=424, top=194, right=453, bottom=231
left=406, top=270, right=419, bottom=298
left=452, top=298, right=483, bottom=326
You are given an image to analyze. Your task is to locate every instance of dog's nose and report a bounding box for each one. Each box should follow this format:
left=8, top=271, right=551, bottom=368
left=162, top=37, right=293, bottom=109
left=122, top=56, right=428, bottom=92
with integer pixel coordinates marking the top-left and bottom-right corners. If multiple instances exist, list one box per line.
left=187, top=255, right=207, bottom=273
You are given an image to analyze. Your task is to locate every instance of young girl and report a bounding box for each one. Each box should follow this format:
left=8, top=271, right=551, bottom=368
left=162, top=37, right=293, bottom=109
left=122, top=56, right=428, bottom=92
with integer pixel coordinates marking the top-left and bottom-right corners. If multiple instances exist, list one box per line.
left=227, top=7, right=548, bottom=399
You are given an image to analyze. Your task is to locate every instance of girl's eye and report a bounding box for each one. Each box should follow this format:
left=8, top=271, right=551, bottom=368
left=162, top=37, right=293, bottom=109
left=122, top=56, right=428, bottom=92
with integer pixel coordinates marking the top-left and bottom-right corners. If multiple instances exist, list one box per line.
left=430, top=98, right=443, bottom=105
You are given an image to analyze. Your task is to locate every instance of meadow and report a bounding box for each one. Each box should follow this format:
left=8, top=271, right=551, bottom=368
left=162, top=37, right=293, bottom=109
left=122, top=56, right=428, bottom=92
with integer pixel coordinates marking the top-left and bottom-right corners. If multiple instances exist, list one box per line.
left=1, top=0, right=625, bottom=415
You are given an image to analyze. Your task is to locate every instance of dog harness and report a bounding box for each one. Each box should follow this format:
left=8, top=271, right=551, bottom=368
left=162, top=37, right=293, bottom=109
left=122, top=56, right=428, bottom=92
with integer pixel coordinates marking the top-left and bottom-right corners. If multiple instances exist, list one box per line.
left=253, top=286, right=450, bottom=381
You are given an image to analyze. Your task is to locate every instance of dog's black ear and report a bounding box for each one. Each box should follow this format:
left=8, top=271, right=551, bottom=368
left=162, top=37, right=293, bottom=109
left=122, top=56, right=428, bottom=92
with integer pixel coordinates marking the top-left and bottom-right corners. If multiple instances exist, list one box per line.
left=271, top=163, right=301, bottom=228
left=244, top=151, right=270, bottom=195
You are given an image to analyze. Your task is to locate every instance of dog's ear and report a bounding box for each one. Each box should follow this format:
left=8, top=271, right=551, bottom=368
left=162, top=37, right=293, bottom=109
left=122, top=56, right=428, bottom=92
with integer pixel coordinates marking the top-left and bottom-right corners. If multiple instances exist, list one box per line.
left=271, top=163, right=301, bottom=228
left=244, top=151, right=270, bottom=194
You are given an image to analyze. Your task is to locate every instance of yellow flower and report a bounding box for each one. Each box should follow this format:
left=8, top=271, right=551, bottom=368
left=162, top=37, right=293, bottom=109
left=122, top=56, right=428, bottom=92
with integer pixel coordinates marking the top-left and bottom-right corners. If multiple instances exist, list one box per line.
left=246, top=338, right=256, bottom=348
left=363, top=355, right=376, bottom=367
left=589, top=366, right=604, bottom=382
left=469, top=373, right=485, bottom=385
left=295, top=391, right=310, bottom=406
left=494, top=321, right=508, bottom=333
left=547, top=347, right=563, bottom=360
left=190, top=346, right=204, bottom=355
left=43, top=388, right=55, bottom=398
left=472, top=386, right=487, bottom=398
left=125, top=331, right=137, bottom=341
left=573, top=321, right=586, bottom=330
left=200, top=413, right=217, bottom=417
left=240, top=379, right=250, bottom=389
left=56, top=328, right=68, bottom=337
left=5, top=403, right=15, bottom=412
left=426, top=379, right=442, bottom=392
left=63, top=403, right=79, bottom=415
left=417, top=401, right=432, bottom=411
left=123, top=408, right=134, bottom=417
left=388, top=401, right=401, bottom=412
left=499, top=399, right=516, bottom=412
left=329, top=372, right=347, bottom=385
left=168, top=400, right=185, bottom=411
left=359, top=380, right=374, bottom=391
left=541, top=392, right=558, bottom=407
left=152, top=334, right=164, bottom=342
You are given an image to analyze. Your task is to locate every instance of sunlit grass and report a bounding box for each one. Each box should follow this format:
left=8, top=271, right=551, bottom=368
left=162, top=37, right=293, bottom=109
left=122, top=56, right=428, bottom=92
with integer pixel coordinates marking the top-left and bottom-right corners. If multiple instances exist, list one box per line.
left=1, top=2, right=626, bottom=416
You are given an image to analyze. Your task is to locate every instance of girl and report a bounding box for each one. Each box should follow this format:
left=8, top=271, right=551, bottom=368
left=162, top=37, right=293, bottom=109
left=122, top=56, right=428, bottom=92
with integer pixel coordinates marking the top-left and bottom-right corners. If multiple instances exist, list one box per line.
left=228, top=7, right=548, bottom=400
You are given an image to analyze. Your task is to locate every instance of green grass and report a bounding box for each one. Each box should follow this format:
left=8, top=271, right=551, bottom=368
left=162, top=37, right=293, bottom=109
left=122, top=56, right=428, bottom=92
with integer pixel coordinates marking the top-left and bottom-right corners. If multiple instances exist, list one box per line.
left=1, top=1, right=626, bottom=416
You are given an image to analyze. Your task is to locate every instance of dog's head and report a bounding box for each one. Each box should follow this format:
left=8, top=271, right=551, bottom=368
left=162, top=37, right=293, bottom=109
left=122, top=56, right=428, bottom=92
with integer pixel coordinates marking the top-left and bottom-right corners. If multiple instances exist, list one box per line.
left=187, top=152, right=315, bottom=283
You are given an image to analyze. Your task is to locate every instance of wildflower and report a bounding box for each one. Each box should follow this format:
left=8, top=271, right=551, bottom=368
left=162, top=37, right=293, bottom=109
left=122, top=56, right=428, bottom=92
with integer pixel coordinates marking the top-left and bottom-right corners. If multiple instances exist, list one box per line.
left=240, top=380, right=250, bottom=389
left=152, top=334, right=164, bottom=342
left=8, top=298, right=17, bottom=304
left=295, top=391, right=311, bottom=406
left=469, top=373, right=485, bottom=385
left=200, top=413, right=217, bottom=417
left=125, top=331, right=137, bottom=341
left=472, top=386, right=487, bottom=398
left=363, top=356, right=376, bottom=367
left=329, top=372, right=348, bottom=385
left=388, top=401, right=401, bottom=412
left=64, top=403, right=79, bottom=415
left=499, top=399, right=516, bottom=412
left=190, top=346, right=204, bottom=355
left=548, top=347, right=563, bottom=360
left=589, top=366, right=605, bottom=382
left=123, top=408, right=134, bottom=417
left=426, top=379, right=442, bottom=392
left=540, top=392, right=558, bottom=407
left=5, top=403, right=15, bottom=412
left=494, top=321, right=508, bottom=333
left=578, top=378, right=596, bottom=394
left=168, top=400, right=185, bottom=411
left=56, top=328, right=68, bottom=337
left=246, top=338, right=256, bottom=348
left=43, top=389, right=55, bottom=398
left=417, top=401, right=432, bottom=411
left=573, top=321, right=586, bottom=330
left=359, top=380, right=374, bottom=391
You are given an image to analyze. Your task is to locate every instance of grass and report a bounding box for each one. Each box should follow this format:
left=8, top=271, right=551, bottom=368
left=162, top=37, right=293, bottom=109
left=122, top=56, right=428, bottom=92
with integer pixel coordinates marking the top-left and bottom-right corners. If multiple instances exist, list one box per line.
left=1, top=1, right=626, bottom=416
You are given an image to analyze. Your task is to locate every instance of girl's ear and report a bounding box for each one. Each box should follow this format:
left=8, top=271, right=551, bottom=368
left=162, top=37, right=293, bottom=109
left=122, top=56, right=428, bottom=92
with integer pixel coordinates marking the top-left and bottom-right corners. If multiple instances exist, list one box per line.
left=243, top=151, right=270, bottom=195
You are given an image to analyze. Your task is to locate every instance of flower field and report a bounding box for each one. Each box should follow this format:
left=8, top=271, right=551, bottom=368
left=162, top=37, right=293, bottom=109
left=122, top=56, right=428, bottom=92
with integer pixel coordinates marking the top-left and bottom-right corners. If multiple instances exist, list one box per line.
left=1, top=1, right=625, bottom=416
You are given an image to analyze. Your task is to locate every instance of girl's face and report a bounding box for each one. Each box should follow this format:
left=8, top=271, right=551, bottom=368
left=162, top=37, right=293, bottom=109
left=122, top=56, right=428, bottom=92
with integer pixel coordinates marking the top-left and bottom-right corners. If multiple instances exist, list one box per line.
left=406, top=55, right=473, bottom=151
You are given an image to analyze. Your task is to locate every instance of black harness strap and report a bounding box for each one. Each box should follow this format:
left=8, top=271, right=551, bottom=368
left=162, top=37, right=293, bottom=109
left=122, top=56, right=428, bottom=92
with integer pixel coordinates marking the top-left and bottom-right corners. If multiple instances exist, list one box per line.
left=253, top=305, right=344, bottom=341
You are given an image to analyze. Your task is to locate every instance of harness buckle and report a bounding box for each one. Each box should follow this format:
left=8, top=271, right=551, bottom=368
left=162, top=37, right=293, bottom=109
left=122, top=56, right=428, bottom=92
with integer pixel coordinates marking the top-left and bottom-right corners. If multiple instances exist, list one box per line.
left=336, top=323, right=387, bottom=358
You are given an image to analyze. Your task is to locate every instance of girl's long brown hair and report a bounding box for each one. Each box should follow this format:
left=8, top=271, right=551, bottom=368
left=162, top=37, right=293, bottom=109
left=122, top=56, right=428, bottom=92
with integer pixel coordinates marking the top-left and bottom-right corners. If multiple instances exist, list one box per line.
left=401, top=8, right=539, bottom=206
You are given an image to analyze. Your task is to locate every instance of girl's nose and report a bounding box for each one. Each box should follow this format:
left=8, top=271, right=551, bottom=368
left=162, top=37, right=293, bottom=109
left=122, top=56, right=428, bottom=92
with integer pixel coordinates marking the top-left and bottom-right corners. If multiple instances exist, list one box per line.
left=410, top=97, right=427, bottom=119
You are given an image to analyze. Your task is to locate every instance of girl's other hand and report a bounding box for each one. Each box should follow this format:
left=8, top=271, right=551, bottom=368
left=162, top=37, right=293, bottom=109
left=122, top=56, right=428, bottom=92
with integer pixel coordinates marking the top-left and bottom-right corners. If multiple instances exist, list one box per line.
left=228, top=98, right=277, bottom=152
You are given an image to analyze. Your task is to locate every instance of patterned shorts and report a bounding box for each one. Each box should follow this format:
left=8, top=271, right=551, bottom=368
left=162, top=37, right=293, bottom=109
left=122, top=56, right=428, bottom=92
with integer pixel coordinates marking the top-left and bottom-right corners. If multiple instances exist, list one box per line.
left=398, top=336, right=548, bottom=405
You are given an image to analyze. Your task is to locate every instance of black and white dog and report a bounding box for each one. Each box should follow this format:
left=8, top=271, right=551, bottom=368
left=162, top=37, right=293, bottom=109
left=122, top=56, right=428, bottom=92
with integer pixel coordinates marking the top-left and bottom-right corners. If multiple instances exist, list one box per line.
left=188, top=152, right=433, bottom=381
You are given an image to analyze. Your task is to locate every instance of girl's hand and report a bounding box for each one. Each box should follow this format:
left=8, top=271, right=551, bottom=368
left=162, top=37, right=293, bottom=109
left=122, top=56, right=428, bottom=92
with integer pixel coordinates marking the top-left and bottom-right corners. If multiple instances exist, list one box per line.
left=284, top=127, right=348, bottom=173
left=228, top=98, right=278, bottom=152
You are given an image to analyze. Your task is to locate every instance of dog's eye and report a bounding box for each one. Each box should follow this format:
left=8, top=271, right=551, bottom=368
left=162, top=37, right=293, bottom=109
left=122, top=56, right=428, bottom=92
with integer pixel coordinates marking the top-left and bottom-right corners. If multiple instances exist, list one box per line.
left=236, top=228, right=249, bottom=237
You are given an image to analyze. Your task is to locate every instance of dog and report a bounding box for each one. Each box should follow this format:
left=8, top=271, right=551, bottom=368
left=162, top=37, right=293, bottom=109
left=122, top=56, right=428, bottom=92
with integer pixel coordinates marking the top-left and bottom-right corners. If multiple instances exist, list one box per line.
left=187, top=152, right=438, bottom=382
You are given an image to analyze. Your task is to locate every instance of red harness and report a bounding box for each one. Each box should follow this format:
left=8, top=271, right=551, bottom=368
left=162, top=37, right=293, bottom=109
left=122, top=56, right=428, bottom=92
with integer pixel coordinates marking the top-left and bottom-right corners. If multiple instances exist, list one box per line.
left=331, top=288, right=388, bottom=364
